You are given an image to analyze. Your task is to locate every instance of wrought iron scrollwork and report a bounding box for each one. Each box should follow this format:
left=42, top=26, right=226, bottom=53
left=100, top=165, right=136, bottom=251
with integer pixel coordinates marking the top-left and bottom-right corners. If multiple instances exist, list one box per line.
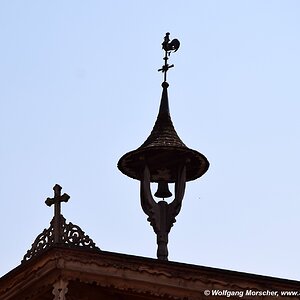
left=22, top=185, right=100, bottom=263
left=22, top=215, right=99, bottom=263
left=61, top=218, right=98, bottom=248
left=22, top=223, right=55, bottom=262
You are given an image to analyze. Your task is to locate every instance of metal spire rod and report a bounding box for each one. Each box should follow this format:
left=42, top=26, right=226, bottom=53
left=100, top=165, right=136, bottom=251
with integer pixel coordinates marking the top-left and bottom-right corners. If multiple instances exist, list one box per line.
left=158, top=32, right=180, bottom=82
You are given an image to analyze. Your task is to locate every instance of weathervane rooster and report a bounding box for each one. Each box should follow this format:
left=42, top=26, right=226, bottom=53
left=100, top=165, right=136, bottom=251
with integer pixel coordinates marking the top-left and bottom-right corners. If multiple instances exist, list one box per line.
left=162, top=32, right=180, bottom=53
left=158, top=32, right=180, bottom=82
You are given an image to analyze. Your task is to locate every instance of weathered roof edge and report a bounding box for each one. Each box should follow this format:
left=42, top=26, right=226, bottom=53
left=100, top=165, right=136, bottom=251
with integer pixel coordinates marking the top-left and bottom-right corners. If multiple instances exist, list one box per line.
left=1, top=246, right=299, bottom=300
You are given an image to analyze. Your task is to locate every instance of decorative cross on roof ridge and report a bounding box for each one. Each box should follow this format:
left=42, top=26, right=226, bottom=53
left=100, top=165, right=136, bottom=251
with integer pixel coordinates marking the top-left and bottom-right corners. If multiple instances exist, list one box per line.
left=45, top=184, right=70, bottom=209
left=45, top=184, right=70, bottom=217
left=45, top=184, right=70, bottom=244
left=22, top=184, right=100, bottom=263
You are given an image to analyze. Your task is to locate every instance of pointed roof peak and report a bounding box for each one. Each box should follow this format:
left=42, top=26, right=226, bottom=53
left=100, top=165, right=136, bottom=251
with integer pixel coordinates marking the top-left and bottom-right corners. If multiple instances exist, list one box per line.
left=157, top=81, right=170, bottom=116
left=139, top=81, right=186, bottom=150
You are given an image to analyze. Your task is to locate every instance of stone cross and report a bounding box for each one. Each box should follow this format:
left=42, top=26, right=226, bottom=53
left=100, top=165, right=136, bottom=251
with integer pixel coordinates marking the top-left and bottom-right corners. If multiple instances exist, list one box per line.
left=45, top=184, right=70, bottom=243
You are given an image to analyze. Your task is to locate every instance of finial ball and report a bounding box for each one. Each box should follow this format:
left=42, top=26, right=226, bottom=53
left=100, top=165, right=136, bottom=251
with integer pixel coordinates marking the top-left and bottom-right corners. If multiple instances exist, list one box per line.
left=161, top=81, right=169, bottom=88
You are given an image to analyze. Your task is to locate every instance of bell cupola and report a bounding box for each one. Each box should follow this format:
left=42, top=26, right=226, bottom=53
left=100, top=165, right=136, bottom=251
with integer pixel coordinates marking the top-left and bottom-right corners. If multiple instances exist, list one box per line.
left=118, top=33, right=209, bottom=260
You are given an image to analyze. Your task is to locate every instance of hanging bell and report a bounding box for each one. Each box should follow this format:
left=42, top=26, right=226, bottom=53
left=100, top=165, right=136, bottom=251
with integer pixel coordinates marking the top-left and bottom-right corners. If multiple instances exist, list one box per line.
left=154, top=181, right=172, bottom=199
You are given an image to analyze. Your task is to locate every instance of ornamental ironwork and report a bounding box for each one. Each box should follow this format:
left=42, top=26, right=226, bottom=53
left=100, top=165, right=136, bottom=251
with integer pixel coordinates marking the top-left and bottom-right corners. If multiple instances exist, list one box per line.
left=22, top=184, right=99, bottom=263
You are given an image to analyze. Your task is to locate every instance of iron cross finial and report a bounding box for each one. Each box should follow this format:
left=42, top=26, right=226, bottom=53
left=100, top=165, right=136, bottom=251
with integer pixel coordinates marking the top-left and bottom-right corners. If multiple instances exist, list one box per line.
left=45, top=184, right=70, bottom=243
left=158, top=32, right=180, bottom=82
left=45, top=184, right=70, bottom=218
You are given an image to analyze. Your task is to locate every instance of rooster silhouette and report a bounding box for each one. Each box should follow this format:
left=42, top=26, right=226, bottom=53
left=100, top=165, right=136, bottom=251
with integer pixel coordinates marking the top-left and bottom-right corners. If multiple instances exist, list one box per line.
left=162, top=32, right=180, bottom=53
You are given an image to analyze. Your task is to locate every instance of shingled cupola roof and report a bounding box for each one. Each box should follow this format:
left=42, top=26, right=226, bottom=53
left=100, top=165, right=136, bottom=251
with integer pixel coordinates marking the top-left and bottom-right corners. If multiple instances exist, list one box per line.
left=117, top=79, right=209, bottom=183
left=140, top=81, right=186, bottom=149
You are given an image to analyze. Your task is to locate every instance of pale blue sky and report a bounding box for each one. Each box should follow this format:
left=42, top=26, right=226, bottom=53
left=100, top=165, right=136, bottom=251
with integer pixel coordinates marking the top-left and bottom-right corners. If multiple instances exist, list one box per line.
left=1, top=1, right=300, bottom=280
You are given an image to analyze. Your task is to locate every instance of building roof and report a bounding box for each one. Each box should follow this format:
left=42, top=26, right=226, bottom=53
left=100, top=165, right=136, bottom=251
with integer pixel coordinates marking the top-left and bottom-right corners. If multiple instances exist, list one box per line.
left=1, top=245, right=299, bottom=300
